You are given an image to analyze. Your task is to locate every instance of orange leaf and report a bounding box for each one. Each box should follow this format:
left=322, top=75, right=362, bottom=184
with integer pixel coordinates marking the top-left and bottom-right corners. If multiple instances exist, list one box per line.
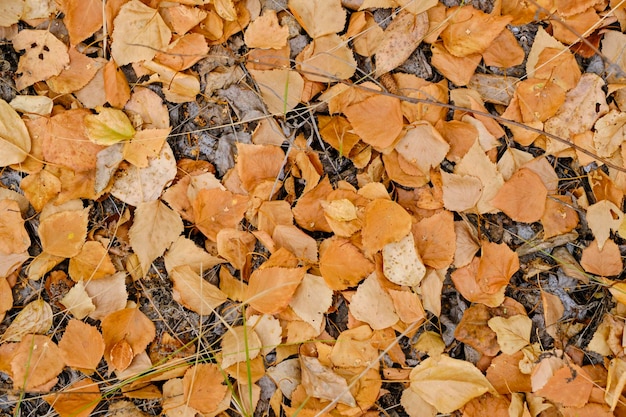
left=101, top=308, right=156, bottom=372
left=490, top=168, right=547, bottom=223
left=39, top=206, right=90, bottom=258
left=454, top=303, right=500, bottom=356
left=440, top=6, right=511, bottom=57
left=344, top=94, right=403, bottom=150
left=216, top=229, right=256, bottom=270
left=44, top=378, right=101, bottom=417
left=11, top=335, right=65, bottom=391
left=58, top=320, right=104, bottom=374
left=541, top=195, right=580, bottom=239
left=535, top=364, right=593, bottom=408
left=481, top=28, right=525, bottom=68
left=68, top=241, right=116, bottom=281
left=477, top=241, right=519, bottom=296
left=183, top=363, right=228, bottom=414
left=236, top=143, right=285, bottom=193
left=292, top=176, right=333, bottom=232
left=580, top=238, right=623, bottom=277
left=193, top=188, right=250, bottom=241
left=171, top=265, right=228, bottom=315
left=246, top=266, right=306, bottom=314
left=0, top=199, right=30, bottom=255
left=412, top=210, right=456, bottom=269
left=374, top=11, right=428, bottom=77
left=63, top=0, right=103, bottom=45
left=431, top=41, right=482, bottom=86
left=319, top=236, right=374, bottom=290
left=103, top=60, right=131, bottom=109
left=272, top=224, right=318, bottom=263
left=361, top=199, right=413, bottom=257
left=486, top=351, right=532, bottom=394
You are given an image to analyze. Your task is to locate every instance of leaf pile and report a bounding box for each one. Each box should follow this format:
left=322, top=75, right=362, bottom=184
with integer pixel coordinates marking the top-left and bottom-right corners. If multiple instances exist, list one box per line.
left=2, top=0, right=626, bottom=416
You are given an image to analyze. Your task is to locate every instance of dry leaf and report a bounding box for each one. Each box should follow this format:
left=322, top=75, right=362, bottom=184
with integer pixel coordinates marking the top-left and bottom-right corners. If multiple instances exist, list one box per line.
left=344, top=94, right=403, bottom=150
left=412, top=210, right=456, bottom=269
left=58, top=319, right=104, bottom=374
left=11, top=335, right=65, bottom=391
left=298, top=34, right=356, bottom=82
left=110, top=0, right=171, bottom=66
left=0, top=98, right=31, bottom=166
left=84, top=272, right=128, bottom=321
left=382, top=233, right=426, bottom=286
left=59, top=280, right=96, bottom=320
left=477, top=241, right=520, bottom=296
left=300, top=355, right=356, bottom=407
left=44, top=378, right=101, bottom=417
left=374, top=11, right=428, bottom=77
left=441, top=171, right=482, bottom=212
left=38, top=206, right=89, bottom=258
left=272, top=225, right=318, bottom=263
left=216, top=229, right=256, bottom=270
left=441, top=6, right=511, bottom=57
left=534, top=364, right=593, bottom=408
left=349, top=273, right=399, bottom=330
left=85, top=107, right=135, bottom=146
left=129, top=200, right=183, bottom=276
left=541, top=195, right=580, bottom=239
left=248, top=314, right=282, bottom=356
left=183, top=364, right=228, bottom=414
left=12, top=29, right=70, bottom=90
left=319, top=236, right=374, bottom=290
left=580, top=238, right=623, bottom=276
left=248, top=69, right=304, bottom=115
left=361, top=199, right=413, bottom=256
left=454, top=303, right=500, bottom=356
left=431, top=41, right=482, bottom=86
left=0, top=199, right=30, bottom=255
left=490, top=168, right=548, bottom=223
left=101, top=308, right=156, bottom=372
left=193, top=188, right=250, bottom=242
left=541, top=290, right=564, bottom=340
left=164, top=236, right=224, bottom=275
left=244, top=10, right=289, bottom=49
left=401, top=388, right=437, bottom=417
left=288, top=0, right=346, bottom=38
left=171, top=265, right=228, bottom=315
left=586, top=200, right=623, bottom=250
left=220, top=326, right=262, bottom=369
left=395, top=122, right=450, bottom=175
left=63, top=0, right=102, bottom=45
left=409, top=355, right=495, bottom=413
left=47, top=47, right=102, bottom=94
left=486, top=351, right=532, bottom=394
left=487, top=315, right=532, bottom=355
left=142, top=60, right=200, bottom=103
left=68, top=241, right=116, bottom=281
left=123, top=128, right=169, bottom=168
left=2, top=299, right=53, bottom=343
left=246, top=266, right=305, bottom=314
left=289, top=274, right=333, bottom=331
left=236, top=143, right=285, bottom=193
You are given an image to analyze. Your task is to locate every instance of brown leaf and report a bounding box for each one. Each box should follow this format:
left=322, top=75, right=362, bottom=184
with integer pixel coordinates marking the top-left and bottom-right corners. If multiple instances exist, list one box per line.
left=44, top=378, right=101, bottom=417
left=486, top=351, right=532, bottom=394
left=454, top=304, right=500, bottom=356
left=319, top=236, right=374, bottom=290
left=344, top=94, right=403, bottom=150
left=412, top=210, right=456, bottom=269
left=541, top=195, right=580, bottom=239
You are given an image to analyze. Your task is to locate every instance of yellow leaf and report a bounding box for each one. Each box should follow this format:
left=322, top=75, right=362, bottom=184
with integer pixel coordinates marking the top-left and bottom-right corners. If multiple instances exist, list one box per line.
left=220, top=326, right=262, bottom=369
left=382, top=233, right=426, bottom=286
left=1, top=299, right=53, bottom=343
left=487, top=315, right=532, bottom=355
left=85, top=107, right=135, bottom=145
left=349, top=273, right=399, bottom=330
left=12, top=29, right=69, bottom=90
left=171, top=265, right=228, bottom=315
left=288, top=0, right=346, bottom=38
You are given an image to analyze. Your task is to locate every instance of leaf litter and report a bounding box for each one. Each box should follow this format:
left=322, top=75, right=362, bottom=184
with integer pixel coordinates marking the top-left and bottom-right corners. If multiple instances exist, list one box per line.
left=2, top=0, right=626, bottom=416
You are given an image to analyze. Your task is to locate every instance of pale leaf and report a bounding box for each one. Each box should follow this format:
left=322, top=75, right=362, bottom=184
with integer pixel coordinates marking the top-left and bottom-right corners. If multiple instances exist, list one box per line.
left=409, top=355, right=495, bottom=413
left=247, top=314, right=282, bottom=356
left=374, top=11, right=428, bottom=77
left=487, top=315, right=532, bottom=355
left=84, top=272, right=128, bottom=321
left=586, top=200, right=623, bottom=250
left=12, top=29, right=69, bottom=90
left=60, top=280, right=96, bottom=320
left=110, top=0, right=171, bottom=66
left=0, top=98, right=31, bottom=166
left=349, top=273, right=399, bottom=330
left=85, top=107, right=135, bottom=145
left=288, top=0, right=346, bottom=38
left=129, top=200, right=183, bottom=276
left=382, top=233, right=426, bottom=286
left=220, top=326, right=262, bottom=369
left=171, top=265, right=228, bottom=315
left=300, top=355, right=356, bottom=407
left=2, top=299, right=53, bottom=343
left=289, top=274, right=333, bottom=331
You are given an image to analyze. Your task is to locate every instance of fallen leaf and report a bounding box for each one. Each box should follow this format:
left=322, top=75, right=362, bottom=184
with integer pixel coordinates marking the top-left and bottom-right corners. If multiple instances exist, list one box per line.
left=62, top=0, right=102, bottom=45
left=58, top=319, right=104, bottom=374
left=319, top=236, right=374, bottom=290
left=246, top=266, right=305, bottom=314
left=374, top=11, right=428, bottom=77
left=183, top=363, right=228, bottom=414
left=490, top=168, right=548, bottom=223
left=580, top=238, right=623, bottom=276
left=535, top=364, right=593, bottom=408
left=129, top=200, right=183, bottom=276
left=605, top=357, right=626, bottom=411
left=0, top=98, right=31, bottom=166
left=84, top=272, right=128, bottom=321
left=68, top=241, right=116, bottom=281
left=412, top=210, right=456, bottom=269
left=44, top=378, right=101, bottom=417
left=244, top=10, right=289, bottom=49
left=344, top=94, right=403, bottom=150
left=288, top=0, right=346, bottom=38
left=394, top=122, right=450, bottom=176
left=541, top=290, right=564, bottom=340
left=486, top=351, right=532, bottom=394
left=236, top=143, right=285, bottom=193
left=110, top=0, right=171, bottom=66
left=193, top=188, right=250, bottom=242
left=272, top=224, right=318, bottom=263
left=220, top=325, right=262, bottom=369
left=216, top=229, right=256, bottom=270
left=349, top=273, right=399, bottom=330
left=248, top=69, right=304, bottom=115
left=46, top=47, right=102, bottom=94
left=586, top=200, right=623, bottom=250
left=12, top=29, right=70, bottom=90
left=0, top=199, right=30, bottom=255
left=155, top=33, right=208, bottom=72
left=401, top=388, right=437, bottom=417
left=11, top=335, right=65, bottom=391
left=481, top=28, right=525, bottom=68
left=382, top=233, right=426, bottom=286
left=409, top=355, right=495, bottom=413
left=431, top=41, right=482, bottom=86
left=441, top=6, right=511, bottom=57
left=300, top=355, right=356, bottom=407
left=248, top=314, right=282, bottom=356
left=59, top=280, right=96, bottom=320
left=454, top=303, right=500, bottom=356
left=101, top=307, right=156, bottom=372
left=541, top=195, right=580, bottom=239
left=38, top=206, right=89, bottom=258
left=85, top=107, right=135, bottom=145
left=488, top=315, right=532, bottom=355
left=361, top=199, right=413, bottom=257
left=1, top=299, right=53, bottom=343
left=289, top=274, right=333, bottom=331
left=142, top=60, right=200, bottom=103
left=171, top=265, right=228, bottom=315
left=477, top=240, right=520, bottom=296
